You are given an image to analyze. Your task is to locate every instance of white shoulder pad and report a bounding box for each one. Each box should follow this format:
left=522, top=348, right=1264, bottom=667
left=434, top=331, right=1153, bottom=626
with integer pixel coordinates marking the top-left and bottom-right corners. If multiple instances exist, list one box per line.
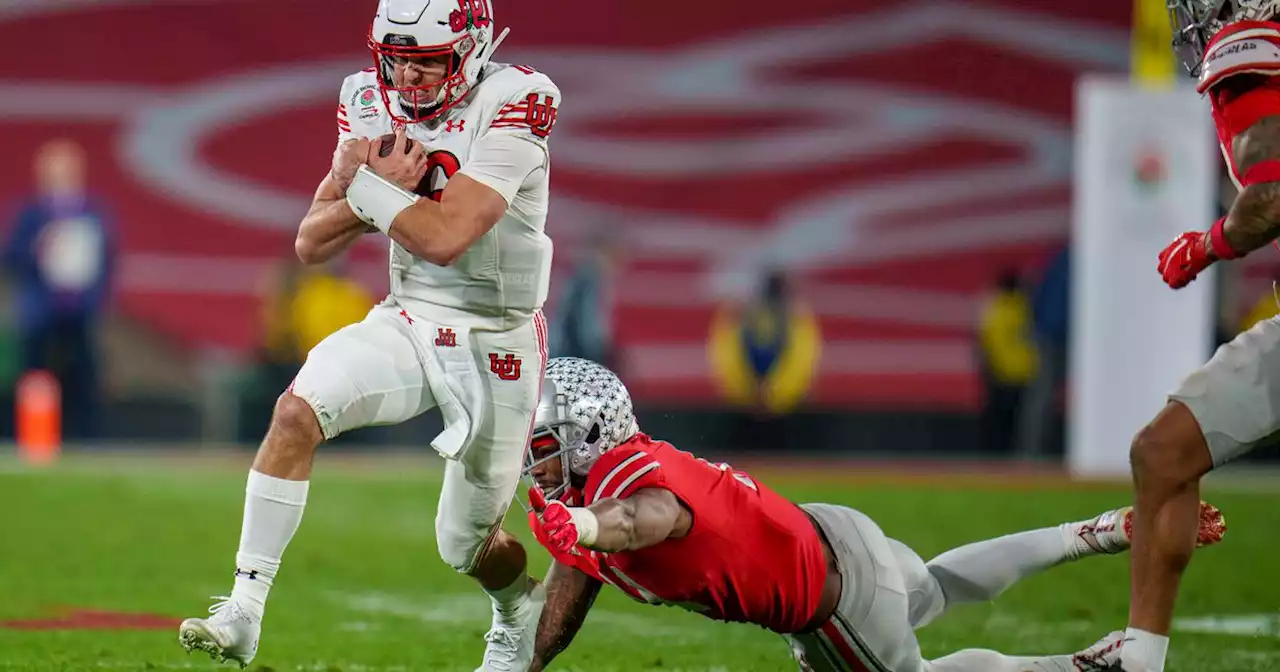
left=1199, top=29, right=1280, bottom=93
left=337, top=69, right=392, bottom=140
left=474, top=63, right=562, bottom=145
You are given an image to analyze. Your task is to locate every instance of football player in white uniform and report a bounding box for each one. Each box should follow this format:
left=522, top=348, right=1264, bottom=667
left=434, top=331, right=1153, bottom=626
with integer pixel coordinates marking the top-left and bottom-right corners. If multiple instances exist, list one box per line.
left=177, top=1, right=559, bottom=670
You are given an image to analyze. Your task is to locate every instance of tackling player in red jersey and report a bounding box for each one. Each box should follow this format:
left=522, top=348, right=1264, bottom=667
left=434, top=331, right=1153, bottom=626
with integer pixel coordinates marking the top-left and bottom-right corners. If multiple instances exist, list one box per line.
left=1100, top=3, right=1280, bottom=670
left=520, top=358, right=1226, bottom=672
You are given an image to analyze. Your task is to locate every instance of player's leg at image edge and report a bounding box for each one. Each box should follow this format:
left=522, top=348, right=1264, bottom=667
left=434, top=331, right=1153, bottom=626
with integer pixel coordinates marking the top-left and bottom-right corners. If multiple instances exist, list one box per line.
left=789, top=502, right=1224, bottom=672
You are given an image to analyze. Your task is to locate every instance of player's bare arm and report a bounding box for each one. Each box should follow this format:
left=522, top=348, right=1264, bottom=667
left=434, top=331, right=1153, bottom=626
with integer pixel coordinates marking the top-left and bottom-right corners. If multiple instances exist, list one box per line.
left=295, top=172, right=370, bottom=265
left=528, top=485, right=689, bottom=553
left=529, top=560, right=602, bottom=672
left=584, top=488, right=690, bottom=553
left=1220, top=114, right=1280, bottom=254
left=295, top=138, right=377, bottom=264
left=388, top=173, right=507, bottom=266
left=1158, top=111, right=1280, bottom=288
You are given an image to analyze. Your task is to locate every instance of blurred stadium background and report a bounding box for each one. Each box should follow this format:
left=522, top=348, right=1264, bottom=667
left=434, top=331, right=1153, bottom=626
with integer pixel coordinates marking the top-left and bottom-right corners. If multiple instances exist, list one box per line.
left=3, top=1, right=1280, bottom=671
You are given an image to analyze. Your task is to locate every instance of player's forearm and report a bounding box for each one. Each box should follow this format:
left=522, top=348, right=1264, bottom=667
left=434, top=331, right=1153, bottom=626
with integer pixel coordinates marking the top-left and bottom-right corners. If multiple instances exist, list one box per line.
left=387, top=199, right=466, bottom=266
left=296, top=175, right=368, bottom=265
left=388, top=181, right=498, bottom=267
left=296, top=200, right=365, bottom=264
left=585, top=493, right=677, bottom=552
left=531, top=562, right=601, bottom=671
left=1222, top=114, right=1280, bottom=257
left=1220, top=182, right=1280, bottom=256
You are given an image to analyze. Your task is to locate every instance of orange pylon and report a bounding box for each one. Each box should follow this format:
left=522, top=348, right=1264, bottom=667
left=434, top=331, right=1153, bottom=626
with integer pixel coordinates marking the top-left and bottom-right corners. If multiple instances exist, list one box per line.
left=16, top=370, right=61, bottom=464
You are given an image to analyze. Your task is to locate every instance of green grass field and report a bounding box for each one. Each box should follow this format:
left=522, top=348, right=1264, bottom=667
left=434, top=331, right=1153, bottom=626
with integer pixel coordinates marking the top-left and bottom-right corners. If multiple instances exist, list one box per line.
left=2, top=451, right=1279, bottom=672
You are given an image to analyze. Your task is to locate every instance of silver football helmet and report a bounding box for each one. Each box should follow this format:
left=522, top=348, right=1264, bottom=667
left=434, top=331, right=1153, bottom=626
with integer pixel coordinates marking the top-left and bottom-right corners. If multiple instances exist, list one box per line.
left=1169, top=0, right=1280, bottom=75
left=523, top=358, right=639, bottom=501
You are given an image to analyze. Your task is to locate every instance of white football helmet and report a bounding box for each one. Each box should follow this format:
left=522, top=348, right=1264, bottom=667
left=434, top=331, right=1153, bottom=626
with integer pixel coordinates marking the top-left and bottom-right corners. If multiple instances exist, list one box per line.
left=523, top=358, right=639, bottom=501
left=1169, top=0, right=1280, bottom=74
left=367, top=0, right=510, bottom=123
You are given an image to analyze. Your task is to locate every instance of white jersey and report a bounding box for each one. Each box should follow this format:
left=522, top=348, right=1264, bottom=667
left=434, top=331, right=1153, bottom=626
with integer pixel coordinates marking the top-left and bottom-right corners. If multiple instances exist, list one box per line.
left=336, top=62, right=560, bottom=327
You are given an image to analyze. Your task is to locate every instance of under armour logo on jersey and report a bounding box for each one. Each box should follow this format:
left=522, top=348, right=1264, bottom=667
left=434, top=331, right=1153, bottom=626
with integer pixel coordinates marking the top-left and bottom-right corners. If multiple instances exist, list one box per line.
left=400, top=309, right=414, bottom=325
left=444, top=119, right=466, bottom=133
left=489, top=353, right=523, bottom=381
left=523, top=93, right=559, bottom=138
left=435, top=328, right=458, bottom=347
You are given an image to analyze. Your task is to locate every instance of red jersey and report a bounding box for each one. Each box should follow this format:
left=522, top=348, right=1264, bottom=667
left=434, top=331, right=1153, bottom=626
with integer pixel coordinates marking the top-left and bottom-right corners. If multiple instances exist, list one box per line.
left=527, top=433, right=827, bottom=634
left=1199, top=21, right=1280, bottom=185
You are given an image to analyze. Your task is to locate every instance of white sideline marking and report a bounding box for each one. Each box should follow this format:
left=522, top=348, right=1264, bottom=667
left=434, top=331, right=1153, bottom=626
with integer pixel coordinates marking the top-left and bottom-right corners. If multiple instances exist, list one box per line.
left=329, top=590, right=708, bottom=641
left=1175, top=614, right=1280, bottom=638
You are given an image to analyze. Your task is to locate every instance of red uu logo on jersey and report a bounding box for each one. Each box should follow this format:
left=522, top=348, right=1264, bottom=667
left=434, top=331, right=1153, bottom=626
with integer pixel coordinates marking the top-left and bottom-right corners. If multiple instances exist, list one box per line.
left=489, top=353, right=522, bottom=381
left=435, top=328, right=458, bottom=347
left=523, top=93, right=558, bottom=139
left=444, top=119, right=466, bottom=133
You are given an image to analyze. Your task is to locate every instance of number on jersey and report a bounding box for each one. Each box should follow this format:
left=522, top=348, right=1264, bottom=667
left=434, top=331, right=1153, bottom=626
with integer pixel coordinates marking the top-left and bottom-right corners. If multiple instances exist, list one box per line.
left=417, top=150, right=461, bottom=202
left=695, top=456, right=758, bottom=492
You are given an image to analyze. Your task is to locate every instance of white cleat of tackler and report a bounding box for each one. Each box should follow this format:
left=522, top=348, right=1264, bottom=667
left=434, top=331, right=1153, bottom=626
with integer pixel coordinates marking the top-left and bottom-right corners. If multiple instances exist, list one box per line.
left=1075, top=501, right=1227, bottom=555
left=1067, top=630, right=1127, bottom=671
left=476, top=581, right=546, bottom=672
left=177, top=596, right=260, bottom=669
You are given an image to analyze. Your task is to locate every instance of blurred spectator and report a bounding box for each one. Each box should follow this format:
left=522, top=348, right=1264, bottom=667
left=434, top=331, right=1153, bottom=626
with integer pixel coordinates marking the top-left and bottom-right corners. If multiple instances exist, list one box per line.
left=255, top=261, right=307, bottom=399
left=0, top=279, right=16, bottom=438
left=710, top=269, right=821, bottom=447
left=549, top=233, right=623, bottom=370
left=1017, top=246, right=1070, bottom=457
left=1239, top=280, right=1280, bottom=334
left=2, top=139, right=115, bottom=440
left=976, top=268, right=1038, bottom=454
left=239, top=258, right=372, bottom=440
left=290, top=259, right=373, bottom=357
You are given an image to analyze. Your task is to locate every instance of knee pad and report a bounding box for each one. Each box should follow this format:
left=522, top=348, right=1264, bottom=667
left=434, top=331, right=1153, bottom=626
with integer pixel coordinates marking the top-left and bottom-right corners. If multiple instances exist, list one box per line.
left=436, top=517, right=498, bottom=574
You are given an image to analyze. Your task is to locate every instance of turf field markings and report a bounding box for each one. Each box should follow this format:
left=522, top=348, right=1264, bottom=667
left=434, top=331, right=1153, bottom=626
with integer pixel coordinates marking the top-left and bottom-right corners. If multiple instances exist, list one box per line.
left=1221, top=649, right=1280, bottom=667
left=95, top=663, right=202, bottom=670
left=338, top=620, right=383, bottom=632
left=1174, top=614, right=1280, bottom=638
left=329, top=590, right=707, bottom=640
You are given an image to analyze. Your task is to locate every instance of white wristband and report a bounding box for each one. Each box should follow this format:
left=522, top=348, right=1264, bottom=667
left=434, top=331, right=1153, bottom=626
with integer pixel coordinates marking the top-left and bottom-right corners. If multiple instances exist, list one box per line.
left=346, top=165, right=420, bottom=235
left=568, top=507, right=599, bottom=547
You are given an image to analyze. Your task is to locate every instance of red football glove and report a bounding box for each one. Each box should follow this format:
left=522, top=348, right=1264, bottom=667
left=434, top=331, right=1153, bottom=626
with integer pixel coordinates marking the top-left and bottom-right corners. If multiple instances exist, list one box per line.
left=1157, top=231, right=1214, bottom=289
left=529, top=487, right=582, bottom=555
left=1157, top=217, right=1244, bottom=289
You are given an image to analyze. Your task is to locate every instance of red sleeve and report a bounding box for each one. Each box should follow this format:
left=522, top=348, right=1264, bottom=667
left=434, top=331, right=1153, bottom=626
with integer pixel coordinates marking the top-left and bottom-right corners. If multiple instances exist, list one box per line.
left=1217, top=79, right=1280, bottom=137
left=584, top=440, right=666, bottom=504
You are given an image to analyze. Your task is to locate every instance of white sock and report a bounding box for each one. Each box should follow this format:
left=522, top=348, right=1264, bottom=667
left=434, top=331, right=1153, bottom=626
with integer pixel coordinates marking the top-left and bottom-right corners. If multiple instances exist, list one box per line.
left=925, top=527, right=1072, bottom=606
left=230, top=469, right=309, bottom=617
left=484, top=574, right=532, bottom=614
left=1120, top=628, right=1168, bottom=672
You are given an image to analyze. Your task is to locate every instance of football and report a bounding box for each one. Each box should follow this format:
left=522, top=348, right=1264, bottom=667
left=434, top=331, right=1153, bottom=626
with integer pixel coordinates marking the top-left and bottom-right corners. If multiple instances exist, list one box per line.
left=376, top=133, right=411, bottom=158
left=372, top=133, right=432, bottom=197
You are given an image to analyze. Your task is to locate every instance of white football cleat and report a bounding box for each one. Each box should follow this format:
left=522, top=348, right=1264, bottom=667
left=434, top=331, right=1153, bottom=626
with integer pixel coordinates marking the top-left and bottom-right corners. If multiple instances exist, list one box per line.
left=476, top=581, right=546, bottom=672
left=1073, top=507, right=1134, bottom=555
left=1068, top=630, right=1127, bottom=671
left=177, top=596, right=260, bottom=668
left=1072, top=501, right=1227, bottom=557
